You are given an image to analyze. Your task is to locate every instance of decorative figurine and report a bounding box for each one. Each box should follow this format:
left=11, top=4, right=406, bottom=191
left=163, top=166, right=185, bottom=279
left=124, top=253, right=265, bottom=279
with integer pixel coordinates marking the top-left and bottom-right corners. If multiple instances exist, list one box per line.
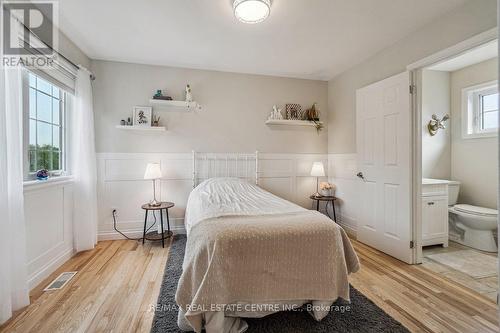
left=268, top=105, right=283, bottom=120
left=152, top=115, right=160, bottom=127
left=36, top=169, right=49, bottom=180
left=153, top=89, right=173, bottom=100
left=428, top=114, right=449, bottom=136
left=306, top=103, right=320, bottom=121
left=185, top=84, right=193, bottom=102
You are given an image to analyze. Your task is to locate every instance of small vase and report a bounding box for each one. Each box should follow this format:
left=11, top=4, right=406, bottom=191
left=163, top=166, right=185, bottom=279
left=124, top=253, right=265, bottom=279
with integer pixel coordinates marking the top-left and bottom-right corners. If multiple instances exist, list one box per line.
left=321, top=189, right=331, bottom=197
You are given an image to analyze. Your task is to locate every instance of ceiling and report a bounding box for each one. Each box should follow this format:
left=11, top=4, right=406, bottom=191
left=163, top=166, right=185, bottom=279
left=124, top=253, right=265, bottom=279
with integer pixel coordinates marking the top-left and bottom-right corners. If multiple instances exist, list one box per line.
left=428, top=40, right=498, bottom=72
left=57, top=0, right=471, bottom=81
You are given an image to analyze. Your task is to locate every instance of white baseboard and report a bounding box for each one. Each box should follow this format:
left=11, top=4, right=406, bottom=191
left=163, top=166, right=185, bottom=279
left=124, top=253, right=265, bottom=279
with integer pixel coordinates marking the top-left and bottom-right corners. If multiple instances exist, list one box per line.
left=98, top=225, right=186, bottom=241
left=28, top=247, right=74, bottom=290
left=336, top=215, right=357, bottom=238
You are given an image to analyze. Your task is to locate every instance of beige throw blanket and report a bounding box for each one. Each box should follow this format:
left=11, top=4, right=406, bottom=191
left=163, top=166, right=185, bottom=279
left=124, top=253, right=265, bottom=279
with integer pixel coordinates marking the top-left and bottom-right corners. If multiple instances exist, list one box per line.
left=176, top=210, right=360, bottom=332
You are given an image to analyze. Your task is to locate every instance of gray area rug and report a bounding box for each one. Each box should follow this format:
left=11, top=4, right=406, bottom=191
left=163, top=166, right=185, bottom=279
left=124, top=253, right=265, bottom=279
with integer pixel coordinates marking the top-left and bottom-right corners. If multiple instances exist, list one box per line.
left=151, top=235, right=409, bottom=333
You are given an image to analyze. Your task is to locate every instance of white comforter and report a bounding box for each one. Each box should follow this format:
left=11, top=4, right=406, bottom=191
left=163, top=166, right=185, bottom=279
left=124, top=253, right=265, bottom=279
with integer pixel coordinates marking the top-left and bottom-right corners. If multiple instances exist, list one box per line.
left=185, top=177, right=306, bottom=234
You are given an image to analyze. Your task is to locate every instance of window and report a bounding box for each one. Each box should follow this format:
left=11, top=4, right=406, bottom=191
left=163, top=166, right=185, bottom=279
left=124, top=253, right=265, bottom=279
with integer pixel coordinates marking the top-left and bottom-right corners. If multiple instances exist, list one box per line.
left=463, top=81, right=498, bottom=138
left=24, top=72, right=66, bottom=178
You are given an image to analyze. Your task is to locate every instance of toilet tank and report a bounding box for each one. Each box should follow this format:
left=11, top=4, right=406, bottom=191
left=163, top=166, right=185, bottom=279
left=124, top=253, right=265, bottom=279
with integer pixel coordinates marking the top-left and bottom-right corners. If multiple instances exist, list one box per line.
left=447, top=181, right=461, bottom=206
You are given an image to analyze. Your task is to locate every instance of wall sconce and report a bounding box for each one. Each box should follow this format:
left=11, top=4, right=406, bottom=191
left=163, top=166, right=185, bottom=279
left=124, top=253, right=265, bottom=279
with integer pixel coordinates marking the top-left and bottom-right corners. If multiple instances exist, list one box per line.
left=428, top=114, right=449, bottom=136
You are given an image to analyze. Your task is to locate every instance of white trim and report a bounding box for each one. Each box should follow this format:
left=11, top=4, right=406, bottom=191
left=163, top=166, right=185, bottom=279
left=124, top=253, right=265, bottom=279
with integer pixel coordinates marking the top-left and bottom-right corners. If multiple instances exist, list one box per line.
left=410, top=69, right=422, bottom=263
left=23, top=175, right=73, bottom=192
left=336, top=217, right=357, bottom=238
left=27, top=247, right=74, bottom=290
left=461, top=80, right=498, bottom=139
left=97, top=224, right=186, bottom=241
left=407, top=28, right=498, bottom=70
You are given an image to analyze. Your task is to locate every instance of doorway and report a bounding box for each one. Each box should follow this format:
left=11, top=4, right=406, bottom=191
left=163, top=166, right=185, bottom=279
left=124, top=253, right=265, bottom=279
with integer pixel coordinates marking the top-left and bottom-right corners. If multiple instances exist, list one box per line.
left=411, top=35, right=498, bottom=302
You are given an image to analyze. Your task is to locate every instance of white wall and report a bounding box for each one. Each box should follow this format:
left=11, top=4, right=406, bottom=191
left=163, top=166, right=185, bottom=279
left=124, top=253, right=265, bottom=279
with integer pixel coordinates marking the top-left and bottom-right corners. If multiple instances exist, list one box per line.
left=326, top=0, right=497, bottom=231
left=327, top=0, right=497, bottom=154
left=18, top=15, right=90, bottom=291
left=327, top=153, right=359, bottom=235
left=91, top=60, right=328, bottom=154
left=24, top=180, right=74, bottom=289
left=422, top=70, right=451, bottom=179
left=91, top=60, right=330, bottom=237
left=450, top=58, right=498, bottom=209
left=97, top=153, right=329, bottom=239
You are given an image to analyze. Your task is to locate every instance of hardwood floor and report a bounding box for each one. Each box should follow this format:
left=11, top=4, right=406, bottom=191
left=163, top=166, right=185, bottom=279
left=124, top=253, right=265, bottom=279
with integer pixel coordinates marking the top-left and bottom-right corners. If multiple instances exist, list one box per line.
left=0, top=238, right=172, bottom=333
left=1, top=236, right=498, bottom=333
left=350, top=240, right=499, bottom=333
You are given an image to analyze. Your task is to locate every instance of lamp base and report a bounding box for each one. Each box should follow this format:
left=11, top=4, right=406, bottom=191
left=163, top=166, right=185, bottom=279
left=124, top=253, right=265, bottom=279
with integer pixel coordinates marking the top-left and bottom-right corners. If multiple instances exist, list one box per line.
left=149, top=199, right=161, bottom=207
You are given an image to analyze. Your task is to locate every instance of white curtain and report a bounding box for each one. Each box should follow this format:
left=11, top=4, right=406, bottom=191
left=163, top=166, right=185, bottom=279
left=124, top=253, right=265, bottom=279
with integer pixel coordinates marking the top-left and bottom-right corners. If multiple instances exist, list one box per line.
left=0, top=65, right=30, bottom=324
left=71, top=67, right=98, bottom=252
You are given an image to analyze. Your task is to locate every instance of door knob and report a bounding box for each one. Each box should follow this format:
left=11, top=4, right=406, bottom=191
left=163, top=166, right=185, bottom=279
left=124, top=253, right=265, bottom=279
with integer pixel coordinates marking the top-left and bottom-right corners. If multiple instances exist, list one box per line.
left=356, top=172, right=365, bottom=180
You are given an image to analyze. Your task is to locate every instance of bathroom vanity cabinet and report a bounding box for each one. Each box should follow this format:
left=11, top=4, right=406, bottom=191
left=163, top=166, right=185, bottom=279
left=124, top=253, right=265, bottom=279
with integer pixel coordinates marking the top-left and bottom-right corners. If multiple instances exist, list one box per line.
left=422, top=179, right=449, bottom=247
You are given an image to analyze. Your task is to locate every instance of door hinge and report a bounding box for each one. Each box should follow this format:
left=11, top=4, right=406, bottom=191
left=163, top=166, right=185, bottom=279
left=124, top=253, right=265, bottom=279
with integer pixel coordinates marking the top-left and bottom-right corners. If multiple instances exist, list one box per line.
left=409, top=85, right=416, bottom=94
left=410, top=240, right=414, bottom=248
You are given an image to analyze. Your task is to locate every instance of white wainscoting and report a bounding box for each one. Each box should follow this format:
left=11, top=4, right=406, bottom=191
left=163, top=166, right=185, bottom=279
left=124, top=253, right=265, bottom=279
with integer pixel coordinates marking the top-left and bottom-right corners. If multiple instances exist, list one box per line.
left=97, top=152, right=329, bottom=239
left=328, top=153, right=359, bottom=236
left=24, top=180, right=74, bottom=289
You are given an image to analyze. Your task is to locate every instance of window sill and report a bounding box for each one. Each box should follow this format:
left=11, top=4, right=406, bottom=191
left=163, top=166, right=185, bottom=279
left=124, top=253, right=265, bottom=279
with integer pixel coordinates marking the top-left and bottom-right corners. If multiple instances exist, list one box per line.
left=23, top=175, right=74, bottom=192
left=462, top=131, right=498, bottom=139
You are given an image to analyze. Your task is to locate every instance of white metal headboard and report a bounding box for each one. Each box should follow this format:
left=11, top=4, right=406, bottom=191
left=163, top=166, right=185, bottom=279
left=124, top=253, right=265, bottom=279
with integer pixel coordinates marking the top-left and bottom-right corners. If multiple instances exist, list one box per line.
left=192, top=151, right=259, bottom=188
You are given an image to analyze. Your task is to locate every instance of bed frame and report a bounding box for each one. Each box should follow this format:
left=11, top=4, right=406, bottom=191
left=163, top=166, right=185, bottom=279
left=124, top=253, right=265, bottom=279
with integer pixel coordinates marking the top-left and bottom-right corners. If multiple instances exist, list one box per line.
left=192, top=151, right=259, bottom=188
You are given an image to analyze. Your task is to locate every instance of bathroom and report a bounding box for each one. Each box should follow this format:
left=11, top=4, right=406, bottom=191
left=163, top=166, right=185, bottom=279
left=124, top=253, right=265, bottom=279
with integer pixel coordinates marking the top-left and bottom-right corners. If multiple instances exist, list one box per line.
left=420, top=40, right=498, bottom=302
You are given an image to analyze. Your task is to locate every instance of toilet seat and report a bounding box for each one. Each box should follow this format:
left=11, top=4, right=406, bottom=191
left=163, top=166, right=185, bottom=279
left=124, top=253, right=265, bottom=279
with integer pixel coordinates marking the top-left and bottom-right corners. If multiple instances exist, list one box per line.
left=454, top=204, right=498, bottom=217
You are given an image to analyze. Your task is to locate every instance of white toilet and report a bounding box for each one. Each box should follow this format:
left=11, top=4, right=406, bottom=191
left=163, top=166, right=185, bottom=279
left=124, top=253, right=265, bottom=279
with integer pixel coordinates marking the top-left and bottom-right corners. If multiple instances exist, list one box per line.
left=448, top=181, right=498, bottom=253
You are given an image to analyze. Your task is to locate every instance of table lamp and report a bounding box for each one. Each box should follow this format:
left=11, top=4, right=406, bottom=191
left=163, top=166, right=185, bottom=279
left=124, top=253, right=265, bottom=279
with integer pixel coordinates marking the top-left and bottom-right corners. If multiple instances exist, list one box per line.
left=311, top=162, right=325, bottom=198
left=144, top=163, right=162, bottom=207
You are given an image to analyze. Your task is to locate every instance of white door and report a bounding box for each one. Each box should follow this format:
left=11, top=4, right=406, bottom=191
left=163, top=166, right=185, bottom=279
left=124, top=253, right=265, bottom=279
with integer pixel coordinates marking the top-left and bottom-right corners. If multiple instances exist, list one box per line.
left=356, top=71, right=413, bottom=264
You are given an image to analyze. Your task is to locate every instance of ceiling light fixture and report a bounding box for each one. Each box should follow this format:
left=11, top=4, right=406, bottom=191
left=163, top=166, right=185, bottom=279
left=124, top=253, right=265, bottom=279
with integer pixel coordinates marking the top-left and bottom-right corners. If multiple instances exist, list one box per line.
left=233, top=0, right=271, bottom=24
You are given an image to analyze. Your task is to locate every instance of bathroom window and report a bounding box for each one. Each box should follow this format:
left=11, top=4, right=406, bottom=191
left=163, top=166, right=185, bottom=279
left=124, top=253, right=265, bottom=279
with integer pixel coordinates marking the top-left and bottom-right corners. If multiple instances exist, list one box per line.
left=23, top=72, right=67, bottom=179
left=462, top=81, right=498, bottom=138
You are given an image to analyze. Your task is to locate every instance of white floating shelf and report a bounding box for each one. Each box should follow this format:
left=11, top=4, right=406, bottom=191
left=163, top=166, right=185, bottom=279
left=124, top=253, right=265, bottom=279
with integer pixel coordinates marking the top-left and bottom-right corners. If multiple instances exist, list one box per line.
left=265, top=119, right=322, bottom=127
left=115, top=125, right=167, bottom=132
left=149, top=99, right=201, bottom=110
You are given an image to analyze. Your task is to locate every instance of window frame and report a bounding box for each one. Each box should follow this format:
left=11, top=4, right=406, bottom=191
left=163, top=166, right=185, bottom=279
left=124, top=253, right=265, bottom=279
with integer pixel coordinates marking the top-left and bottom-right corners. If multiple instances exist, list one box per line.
left=22, top=70, right=68, bottom=180
left=462, top=80, right=498, bottom=139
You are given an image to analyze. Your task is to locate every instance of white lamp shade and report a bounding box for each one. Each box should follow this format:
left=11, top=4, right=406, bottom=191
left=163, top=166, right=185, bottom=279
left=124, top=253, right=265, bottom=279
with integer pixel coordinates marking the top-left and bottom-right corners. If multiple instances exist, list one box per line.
left=310, top=162, right=325, bottom=177
left=233, top=0, right=271, bottom=24
left=144, top=163, right=162, bottom=180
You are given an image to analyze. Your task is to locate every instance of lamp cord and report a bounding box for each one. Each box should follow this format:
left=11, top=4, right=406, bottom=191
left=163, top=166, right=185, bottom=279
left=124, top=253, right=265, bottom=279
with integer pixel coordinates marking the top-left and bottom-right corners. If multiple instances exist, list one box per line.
left=112, top=209, right=157, bottom=241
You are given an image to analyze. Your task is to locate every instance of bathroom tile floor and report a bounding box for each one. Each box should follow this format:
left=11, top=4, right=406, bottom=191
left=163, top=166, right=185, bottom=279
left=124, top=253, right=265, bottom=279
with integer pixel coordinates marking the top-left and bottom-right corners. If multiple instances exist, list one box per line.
left=423, top=241, right=498, bottom=302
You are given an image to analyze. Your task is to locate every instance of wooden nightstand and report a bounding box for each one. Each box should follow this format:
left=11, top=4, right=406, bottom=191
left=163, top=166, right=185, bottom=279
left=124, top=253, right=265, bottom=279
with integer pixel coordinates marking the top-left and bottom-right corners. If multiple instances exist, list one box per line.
left=141, top=202, right=174, bottom=248
left=309, top=195, right=337, bottom=222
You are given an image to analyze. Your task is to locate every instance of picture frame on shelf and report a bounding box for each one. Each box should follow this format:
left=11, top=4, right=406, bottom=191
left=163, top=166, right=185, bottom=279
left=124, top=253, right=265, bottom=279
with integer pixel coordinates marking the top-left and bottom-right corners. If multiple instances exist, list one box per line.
left=133, top=106, right=152, bottom=127
left=286, top=104, right=301, bottom=120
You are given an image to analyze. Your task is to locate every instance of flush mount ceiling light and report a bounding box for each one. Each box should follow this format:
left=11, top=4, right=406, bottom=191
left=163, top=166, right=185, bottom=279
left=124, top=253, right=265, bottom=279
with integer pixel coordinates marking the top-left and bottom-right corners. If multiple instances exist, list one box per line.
left=233, top=0, right=271, bottom=24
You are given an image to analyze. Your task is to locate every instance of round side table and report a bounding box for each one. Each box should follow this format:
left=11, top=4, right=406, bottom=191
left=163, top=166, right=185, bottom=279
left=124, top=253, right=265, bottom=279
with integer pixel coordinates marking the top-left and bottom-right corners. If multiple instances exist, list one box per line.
left=141, top=202, right=174, bottom=248
left=309, top=195, right=337, bottom=222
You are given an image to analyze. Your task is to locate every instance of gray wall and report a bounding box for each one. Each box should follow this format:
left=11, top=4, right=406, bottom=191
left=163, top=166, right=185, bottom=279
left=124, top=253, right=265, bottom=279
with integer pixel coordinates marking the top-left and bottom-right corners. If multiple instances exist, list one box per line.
left=422, top=70, right=451, bottom=179
left=450, top=58, right=498, bottom=209
left=327, top=0, right=497, bottom=153
left=91, top=60, right=328, bottom=153
left=58, top=31, right=90, bottom=69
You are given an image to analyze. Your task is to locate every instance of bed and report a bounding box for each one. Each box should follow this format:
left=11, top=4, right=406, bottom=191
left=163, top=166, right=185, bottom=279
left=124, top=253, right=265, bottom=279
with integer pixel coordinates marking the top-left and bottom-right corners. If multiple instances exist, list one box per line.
left=175, top=177, right=360, bottom=333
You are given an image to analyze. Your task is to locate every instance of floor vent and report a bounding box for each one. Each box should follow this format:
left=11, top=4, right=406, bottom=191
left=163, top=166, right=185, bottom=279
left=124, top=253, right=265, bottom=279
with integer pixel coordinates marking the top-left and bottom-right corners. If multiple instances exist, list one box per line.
left=44, top=271, right=77, bottom=291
